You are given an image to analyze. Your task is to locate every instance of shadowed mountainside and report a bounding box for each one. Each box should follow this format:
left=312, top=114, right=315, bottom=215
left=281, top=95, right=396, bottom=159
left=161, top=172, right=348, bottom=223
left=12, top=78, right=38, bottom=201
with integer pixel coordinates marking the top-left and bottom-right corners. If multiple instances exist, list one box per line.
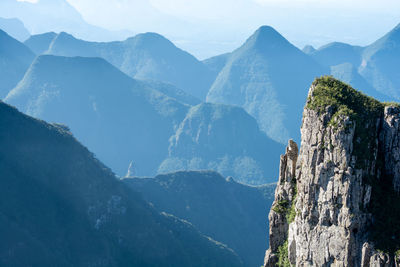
left=124, top=171, right=276, bottom=267
left=0, top=100, right=243, bottom=267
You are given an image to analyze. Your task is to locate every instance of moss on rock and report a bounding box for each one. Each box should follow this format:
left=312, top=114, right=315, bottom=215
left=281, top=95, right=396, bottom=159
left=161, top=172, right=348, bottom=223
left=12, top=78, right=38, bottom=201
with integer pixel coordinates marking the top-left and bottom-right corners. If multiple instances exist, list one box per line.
left=307, top=76, right=384, bottom=169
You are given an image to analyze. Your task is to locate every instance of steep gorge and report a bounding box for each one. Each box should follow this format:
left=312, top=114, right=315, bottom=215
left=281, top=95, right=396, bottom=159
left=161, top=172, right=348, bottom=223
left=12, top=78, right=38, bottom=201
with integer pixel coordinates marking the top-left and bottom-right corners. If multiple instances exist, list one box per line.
left=264, top=76, right=400, bottom=266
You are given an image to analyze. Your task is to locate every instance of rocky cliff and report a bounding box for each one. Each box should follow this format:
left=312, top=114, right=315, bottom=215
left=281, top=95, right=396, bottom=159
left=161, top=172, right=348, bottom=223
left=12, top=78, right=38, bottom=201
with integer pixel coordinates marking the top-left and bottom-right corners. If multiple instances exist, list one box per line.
left=264, top=76, right=400, bottom=266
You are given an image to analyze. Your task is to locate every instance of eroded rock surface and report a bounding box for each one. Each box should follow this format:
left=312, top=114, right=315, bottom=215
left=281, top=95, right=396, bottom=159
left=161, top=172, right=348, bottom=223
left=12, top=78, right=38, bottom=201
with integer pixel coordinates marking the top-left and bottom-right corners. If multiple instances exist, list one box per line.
left=264, top=77, right=400, bottom=267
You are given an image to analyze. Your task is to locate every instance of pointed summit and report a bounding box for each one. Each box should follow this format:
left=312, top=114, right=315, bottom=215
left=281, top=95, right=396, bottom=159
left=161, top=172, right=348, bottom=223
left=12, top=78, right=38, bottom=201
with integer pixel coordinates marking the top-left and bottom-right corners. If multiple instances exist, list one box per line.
left=244, top=25, right=293, bottom=50
left=207, top=26, right=325, bottom=143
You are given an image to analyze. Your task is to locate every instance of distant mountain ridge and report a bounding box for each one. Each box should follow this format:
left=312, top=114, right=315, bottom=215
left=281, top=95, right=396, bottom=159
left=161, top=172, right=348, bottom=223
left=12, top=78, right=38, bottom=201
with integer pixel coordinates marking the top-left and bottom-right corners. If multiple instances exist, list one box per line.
left=305, top=23, right=400, bottom=101
left=43, top=31, right=214, bottom=100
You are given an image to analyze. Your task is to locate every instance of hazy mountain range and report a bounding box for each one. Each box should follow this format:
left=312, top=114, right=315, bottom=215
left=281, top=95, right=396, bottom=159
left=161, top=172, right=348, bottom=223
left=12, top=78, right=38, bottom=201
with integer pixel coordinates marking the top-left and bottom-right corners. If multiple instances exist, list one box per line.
left=5, top=54, right=189, bottom=177
left=305, top=23, right=400, bottom=101
left=4, top=45, right=282, bottom=184
left=2, top=20, right=400, bottom=183
left=0, top=0, right=132, bottom=41
left=1, top=3, right=400, bottom=266
left=0, top=100, right=243, bottom=266
left=25, top=31, right=214, bottom=100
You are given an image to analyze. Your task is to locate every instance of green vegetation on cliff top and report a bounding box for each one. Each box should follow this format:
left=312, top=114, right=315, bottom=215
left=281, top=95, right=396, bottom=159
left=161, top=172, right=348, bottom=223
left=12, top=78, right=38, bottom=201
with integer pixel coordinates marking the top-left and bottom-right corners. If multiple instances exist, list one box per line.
left=307, top=76, right=400, bottom=256
left=307, top=76, right=384, bottom=169
left=306, top=76, right=383, bottom=120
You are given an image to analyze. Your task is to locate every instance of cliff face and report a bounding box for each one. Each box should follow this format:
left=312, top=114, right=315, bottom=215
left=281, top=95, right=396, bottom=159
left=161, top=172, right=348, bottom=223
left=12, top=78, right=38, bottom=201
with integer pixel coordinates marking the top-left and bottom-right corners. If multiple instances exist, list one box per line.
left=264, top=76, right=400, bottom=266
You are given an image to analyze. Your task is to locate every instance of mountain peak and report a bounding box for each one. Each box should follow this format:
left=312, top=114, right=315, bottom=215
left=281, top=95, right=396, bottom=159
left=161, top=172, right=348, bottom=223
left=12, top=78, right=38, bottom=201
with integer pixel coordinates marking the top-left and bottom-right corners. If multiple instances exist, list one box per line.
left=126, top=32, right=174, bottom=47
left=245, top=25, right=290, bottom=49
left=56, top=31, right=77, bottom=40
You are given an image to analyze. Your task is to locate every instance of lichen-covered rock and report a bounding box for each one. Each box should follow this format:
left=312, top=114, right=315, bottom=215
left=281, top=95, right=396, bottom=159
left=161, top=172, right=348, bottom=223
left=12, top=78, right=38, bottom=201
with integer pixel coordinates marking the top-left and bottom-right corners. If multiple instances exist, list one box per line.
left=264, top=140, right=298, bottom=266
left=264, top=76, right=400, bottom=266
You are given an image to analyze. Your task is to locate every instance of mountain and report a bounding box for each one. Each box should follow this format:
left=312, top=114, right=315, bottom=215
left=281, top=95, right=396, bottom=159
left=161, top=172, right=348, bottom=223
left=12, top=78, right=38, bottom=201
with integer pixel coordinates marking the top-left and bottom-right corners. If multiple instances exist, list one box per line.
left=309, top=42, right=363, bottom=67
left=0, top=29, right=35, bottom=99
left=0, top=0, right=132, bottom=42
left=203, top=52, right=231, bottom=79
left=0, top=17, right=30, bottom=41
left=302, top=23, right=400, bottom=101
left=158, top=103, right=284, bottom=185
left=5, top=55, right=189, bottom=177
left=207, top=26, right=325, bottom=143
left=330, top=63, right=391, bottom=102
left=264, top=76, right=400, bottom=266
left=135, top=80, right=201, bottom=106
left=0, top=100, right=242, bottom=266
left=24, top=32, right=57, bottom=55
left=46, top=32, right=214, bottom=99
left=124, top=171, right=276, bottom=267
left=302, top=45, right=316, bottom=54
left=360, top=23, right=400, bottom=99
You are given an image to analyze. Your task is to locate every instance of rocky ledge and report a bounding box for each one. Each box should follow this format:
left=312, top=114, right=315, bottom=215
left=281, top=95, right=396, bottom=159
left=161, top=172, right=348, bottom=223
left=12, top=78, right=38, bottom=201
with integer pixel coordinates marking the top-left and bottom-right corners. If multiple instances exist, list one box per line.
left=264, top=76, right=400, bottom=266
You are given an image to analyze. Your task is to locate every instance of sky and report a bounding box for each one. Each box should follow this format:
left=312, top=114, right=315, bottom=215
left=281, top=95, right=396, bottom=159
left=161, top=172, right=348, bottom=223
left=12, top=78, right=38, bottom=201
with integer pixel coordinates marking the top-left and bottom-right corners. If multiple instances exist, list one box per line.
left=14, top=0, right=400, bottom=59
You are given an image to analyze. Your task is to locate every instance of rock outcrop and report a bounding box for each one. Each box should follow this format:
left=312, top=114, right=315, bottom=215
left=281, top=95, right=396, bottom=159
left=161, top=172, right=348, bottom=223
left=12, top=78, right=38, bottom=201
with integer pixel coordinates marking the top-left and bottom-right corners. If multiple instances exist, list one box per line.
left=264, top=76, right=400, bottom=266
